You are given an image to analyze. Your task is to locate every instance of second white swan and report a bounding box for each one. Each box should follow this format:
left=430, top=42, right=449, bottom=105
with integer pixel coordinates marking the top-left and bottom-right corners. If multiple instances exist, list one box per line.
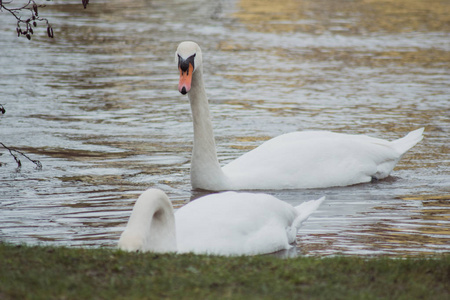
left=176, top=41, right=424, bottom=191
left=118, top=188, right=325, bottom=256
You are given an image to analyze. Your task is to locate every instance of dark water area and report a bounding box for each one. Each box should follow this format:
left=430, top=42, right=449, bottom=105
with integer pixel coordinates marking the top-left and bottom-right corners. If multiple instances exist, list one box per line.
left=0, top=0, right=449, bottom=256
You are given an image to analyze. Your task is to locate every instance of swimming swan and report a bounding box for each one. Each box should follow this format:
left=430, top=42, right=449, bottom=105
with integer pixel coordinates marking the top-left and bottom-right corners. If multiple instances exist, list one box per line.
left=118, top=188, right=325, bottom=256
left=176, top=41, right=424, bottom=191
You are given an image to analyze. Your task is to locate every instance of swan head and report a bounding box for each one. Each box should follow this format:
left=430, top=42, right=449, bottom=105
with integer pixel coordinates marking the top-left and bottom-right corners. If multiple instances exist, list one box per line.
left=175, top=41, right=203, bottom=95
left=118, top=188, right=177, bottom=253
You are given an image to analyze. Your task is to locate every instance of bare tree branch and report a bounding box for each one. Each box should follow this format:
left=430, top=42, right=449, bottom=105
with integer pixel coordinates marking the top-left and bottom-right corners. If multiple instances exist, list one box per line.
left=0, top=0, right=90, bottom=40
left=0, top=142, right=42, bottom=170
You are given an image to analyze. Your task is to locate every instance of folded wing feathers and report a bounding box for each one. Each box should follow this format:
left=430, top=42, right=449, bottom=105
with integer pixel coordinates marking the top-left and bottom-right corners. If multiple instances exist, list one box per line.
left=390, top=127, right=424, bottom=155
left=293, top=196, right=325, bottom=229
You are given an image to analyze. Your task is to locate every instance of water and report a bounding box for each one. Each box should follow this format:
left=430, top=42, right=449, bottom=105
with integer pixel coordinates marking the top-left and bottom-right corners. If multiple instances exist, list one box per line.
left=0, top=0, right=449, bottom=256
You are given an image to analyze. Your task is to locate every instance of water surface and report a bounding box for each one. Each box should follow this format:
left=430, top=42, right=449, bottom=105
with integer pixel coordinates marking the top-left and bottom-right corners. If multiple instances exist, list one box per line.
left=0, top=0, right=449, bottom=256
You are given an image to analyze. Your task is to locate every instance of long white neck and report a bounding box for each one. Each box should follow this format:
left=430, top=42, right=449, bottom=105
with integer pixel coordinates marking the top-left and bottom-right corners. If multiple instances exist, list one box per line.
left=118, top=189, right=177, bottom=253
left=188, top=67, right=227, bottom=190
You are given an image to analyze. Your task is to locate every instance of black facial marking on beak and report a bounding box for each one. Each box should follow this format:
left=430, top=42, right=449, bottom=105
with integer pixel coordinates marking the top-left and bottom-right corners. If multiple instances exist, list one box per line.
left=178, top=53, right=196, bottom=74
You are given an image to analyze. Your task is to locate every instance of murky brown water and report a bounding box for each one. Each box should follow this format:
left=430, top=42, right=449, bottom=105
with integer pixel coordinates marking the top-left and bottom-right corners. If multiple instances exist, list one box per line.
left=0, top=0, right=449, bottom=256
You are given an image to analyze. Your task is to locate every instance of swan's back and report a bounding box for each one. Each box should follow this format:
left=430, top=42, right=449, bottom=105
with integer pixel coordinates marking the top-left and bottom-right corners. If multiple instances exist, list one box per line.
left=222, top=129, right=424, bottom=190
left=176, top=192, right=305, bottom=256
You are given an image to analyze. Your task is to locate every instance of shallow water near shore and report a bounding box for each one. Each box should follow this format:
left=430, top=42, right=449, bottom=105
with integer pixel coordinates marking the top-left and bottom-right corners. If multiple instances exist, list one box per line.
left=0, top=0, right=449, bottom=256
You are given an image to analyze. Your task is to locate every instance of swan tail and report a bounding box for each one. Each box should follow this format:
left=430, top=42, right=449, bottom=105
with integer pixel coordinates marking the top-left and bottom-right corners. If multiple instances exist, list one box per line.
left=391, top=127, right=424, bottom=155
left=293, top=196, right=325, bottom=229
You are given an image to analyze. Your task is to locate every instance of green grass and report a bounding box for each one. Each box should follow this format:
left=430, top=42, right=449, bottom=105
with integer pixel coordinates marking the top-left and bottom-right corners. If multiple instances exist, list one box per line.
left=0, top=243, right=448, bottom=300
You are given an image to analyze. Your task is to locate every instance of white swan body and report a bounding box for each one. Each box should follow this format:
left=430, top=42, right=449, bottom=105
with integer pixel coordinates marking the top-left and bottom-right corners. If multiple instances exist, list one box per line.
left=176, top=41, right=424, bottom=191
left=118, top=188, right=325, bottom=256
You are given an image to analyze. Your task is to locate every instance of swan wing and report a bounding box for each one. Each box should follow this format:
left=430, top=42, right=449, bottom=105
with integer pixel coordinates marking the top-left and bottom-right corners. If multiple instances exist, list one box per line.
left=175, top=192, right=300, bottom=256
left=293, top=196, right=326, bottom=229
left=222, top=130, right=422, bottom=189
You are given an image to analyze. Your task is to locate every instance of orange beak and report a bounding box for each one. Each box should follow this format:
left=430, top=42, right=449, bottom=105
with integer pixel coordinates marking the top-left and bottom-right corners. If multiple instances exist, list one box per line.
left=178, top=63, right=194, bottom=95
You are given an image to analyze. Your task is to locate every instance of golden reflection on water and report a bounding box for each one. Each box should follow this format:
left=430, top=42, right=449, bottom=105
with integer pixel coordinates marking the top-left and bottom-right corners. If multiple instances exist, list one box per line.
left=275, top=48, right=450, bottom=69
left=235, top=0, right=450, bottom=34
left=368, top=195, right=449, bottom=255
left=301, top=195, right=450, bottom=256
left=231, top=0, right=450, bottom=70
left=227, top=1, right=450, bottom=70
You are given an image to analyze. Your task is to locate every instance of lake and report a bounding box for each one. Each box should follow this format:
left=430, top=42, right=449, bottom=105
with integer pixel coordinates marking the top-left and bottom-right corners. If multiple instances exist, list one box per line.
left=0, top=0, right=449, bottom=256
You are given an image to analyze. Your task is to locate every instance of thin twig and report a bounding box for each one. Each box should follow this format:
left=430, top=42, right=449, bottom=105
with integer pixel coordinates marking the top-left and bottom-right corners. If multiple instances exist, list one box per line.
left=0, top=142, right=22, bottom=168
left=0, top=142, right=42, bottom=170
left=1, top=0, right=52, bottom=39
left=1, top=0, right=89, bottom=40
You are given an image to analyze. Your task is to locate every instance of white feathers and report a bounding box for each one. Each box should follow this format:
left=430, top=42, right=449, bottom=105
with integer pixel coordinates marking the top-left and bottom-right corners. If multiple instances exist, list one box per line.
left=118, top=42, right=423, bottom=257
left=118, top=189, right=324, bottom=256
left=175, top=41, right=424, bottom=191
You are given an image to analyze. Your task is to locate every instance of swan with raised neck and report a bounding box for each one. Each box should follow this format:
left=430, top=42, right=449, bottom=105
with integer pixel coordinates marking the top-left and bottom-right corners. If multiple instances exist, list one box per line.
left=177, top=41, right=229, bottom=190
left=175, top=41, right=424, bottom=191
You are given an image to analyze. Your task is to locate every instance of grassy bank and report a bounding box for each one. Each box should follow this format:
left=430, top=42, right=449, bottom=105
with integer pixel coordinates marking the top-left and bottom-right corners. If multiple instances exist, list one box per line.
left=0, top=243, right=448, bottom=299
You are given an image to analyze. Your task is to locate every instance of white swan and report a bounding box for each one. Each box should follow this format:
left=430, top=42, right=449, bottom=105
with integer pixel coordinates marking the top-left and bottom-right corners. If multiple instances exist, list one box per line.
left=176, top=41, right=424, bottom=191
left=118, top=188, right=325, bottom=256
